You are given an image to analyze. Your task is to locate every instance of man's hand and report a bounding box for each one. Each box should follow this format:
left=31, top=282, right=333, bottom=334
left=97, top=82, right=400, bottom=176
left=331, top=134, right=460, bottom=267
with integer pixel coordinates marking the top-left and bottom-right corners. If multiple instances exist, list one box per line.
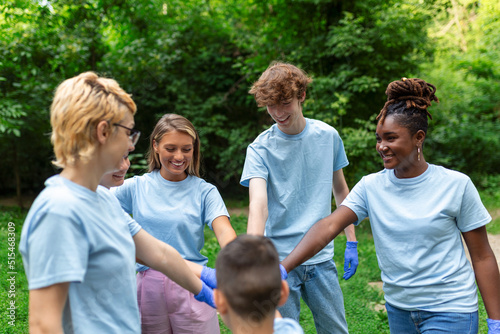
left=343, top=241, right=358, bottom=280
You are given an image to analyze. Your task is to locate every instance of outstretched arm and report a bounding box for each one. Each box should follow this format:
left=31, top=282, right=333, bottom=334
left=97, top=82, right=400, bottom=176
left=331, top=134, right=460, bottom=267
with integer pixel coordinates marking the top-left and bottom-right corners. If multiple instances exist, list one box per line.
left=462, top=226, right=500, bottom=322
left=133, top=229, right=202, bottom=295
left=332, top=168, right=356, bottom=242
left=247, top=178, right=268, bottom=235
left=213, top=216, right=237, bottom=248
left=281, top=205, right=358, bottom=273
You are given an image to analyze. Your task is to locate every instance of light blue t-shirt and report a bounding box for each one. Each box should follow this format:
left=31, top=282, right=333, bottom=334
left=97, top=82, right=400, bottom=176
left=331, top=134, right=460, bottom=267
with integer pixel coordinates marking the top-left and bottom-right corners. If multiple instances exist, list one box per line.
left=112, top=171, right=229, bottom=268
left=274, top=317, right=304, bottom=333
left=342, top=164, right=491, bottom=312
left=240, top=118, right=349, bottom=264
left=19, top=175, right=141, bottom=333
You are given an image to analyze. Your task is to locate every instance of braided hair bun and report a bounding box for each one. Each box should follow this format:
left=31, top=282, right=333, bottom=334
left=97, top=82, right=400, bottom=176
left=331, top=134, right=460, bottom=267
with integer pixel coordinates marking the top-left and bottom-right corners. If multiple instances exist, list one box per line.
left=376, top=78, right=439, bottom=135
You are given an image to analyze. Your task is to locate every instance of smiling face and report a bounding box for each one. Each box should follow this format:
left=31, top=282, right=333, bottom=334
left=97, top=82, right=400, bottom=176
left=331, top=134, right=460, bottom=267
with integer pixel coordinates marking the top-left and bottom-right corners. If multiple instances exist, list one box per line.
left=153, top=130, right=194, bottom=182
left=266, top=94, right=306, bottom=135
left=100, top=155, right=131, bottom=188
left=375, top=114, right=426, bottom=178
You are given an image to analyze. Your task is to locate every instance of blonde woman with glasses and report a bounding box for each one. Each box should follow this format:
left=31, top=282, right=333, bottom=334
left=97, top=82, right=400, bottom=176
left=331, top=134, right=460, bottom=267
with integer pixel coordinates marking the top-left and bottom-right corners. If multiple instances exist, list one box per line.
left=20, top=72, right=214, bottom=334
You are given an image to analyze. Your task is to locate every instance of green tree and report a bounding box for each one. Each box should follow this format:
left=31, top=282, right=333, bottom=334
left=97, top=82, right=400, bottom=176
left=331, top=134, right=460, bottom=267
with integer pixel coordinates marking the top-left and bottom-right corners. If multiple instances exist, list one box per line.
left=422, top=0, right=500, bottom=181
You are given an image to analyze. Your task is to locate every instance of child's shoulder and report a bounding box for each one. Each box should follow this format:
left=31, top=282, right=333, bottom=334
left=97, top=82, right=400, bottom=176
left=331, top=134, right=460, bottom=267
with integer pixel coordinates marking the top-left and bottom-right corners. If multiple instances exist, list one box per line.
left=273, top=317, right=304, bottom=334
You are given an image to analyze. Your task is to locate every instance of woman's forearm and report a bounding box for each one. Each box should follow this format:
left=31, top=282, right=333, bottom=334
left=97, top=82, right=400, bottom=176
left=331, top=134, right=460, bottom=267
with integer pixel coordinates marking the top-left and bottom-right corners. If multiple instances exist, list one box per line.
left=282, top=206, right=357, bottom=272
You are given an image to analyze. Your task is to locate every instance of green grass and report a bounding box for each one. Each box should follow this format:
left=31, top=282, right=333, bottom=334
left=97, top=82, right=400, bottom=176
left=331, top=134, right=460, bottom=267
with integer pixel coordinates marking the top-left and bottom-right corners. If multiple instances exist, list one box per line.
left=2, top=190, right=499, bottom=333
left=0, top=207, right=29, bottom=334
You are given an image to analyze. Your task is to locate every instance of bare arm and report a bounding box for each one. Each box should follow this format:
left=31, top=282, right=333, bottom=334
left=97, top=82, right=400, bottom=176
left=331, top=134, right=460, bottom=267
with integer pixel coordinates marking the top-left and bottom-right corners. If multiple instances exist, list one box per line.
left=212, top=215, right=237, bottom=248
left=133, top=229, right=202, bottom=295
left=462, top=226, right=500, bottom=320
left=281, top=205, right=358, bottom=272
left=333, top=168, right=356, bottom=242
left=247, top=178, right=268, bottom=235
left=185, top=260, right=203, bottom=277
left=29, top=282, right=69, bottom=334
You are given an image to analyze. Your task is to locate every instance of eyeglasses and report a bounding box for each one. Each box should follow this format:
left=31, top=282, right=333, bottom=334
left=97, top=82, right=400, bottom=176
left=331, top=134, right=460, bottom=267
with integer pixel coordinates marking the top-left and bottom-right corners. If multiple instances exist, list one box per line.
left=113, top=123, right=141, bottom=146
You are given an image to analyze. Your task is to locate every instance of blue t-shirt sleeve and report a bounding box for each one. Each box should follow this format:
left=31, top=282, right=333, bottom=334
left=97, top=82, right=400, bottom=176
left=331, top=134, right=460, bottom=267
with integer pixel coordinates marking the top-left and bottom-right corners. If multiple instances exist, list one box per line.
left=273, top=318, right=304, bottom=334
left=111, top=178, right=135, bottom=214
left=203, top=186, right=230, bottom=230
left=240, top=145, right=268, bottom=187
left=457, top=179, right=491, bottom=232
left=333, top=131, right=349, bottom=172
left=25, top=212, right=89, bottom=289
left=341, top=177, right=368, bottom=225
left=123, top=211, right=142, bottom=236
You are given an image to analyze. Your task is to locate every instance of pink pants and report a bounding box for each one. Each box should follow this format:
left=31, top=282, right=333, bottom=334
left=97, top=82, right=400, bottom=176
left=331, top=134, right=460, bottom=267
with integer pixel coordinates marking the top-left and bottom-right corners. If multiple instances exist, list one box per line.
left=137, top=269, right=220, bottom=334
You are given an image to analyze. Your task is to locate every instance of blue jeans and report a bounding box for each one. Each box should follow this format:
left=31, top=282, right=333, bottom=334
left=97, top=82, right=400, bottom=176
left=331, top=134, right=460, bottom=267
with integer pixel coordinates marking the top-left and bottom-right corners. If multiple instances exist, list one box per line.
left=278, top=259, right=349, bottom=334
left=386, top=302, right=478, bottom=334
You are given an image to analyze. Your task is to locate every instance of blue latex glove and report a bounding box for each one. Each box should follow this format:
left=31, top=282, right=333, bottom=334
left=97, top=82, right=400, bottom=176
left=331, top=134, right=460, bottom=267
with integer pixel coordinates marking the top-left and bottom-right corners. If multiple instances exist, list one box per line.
left=200, top=265, right=217, bottom=289
left=194, top=281, right=216, bottom=308
left=279, top=264, right=288, bottom=280
left=488, top=319, right=500, bottom=333
left=343, top=241, right=358, bottom=280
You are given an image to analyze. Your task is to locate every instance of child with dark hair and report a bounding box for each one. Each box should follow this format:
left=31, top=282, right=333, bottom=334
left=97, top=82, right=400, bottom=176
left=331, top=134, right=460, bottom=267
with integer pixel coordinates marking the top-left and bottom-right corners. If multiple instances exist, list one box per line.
left=282, top=77, right=500, bottom=333
left=214, top=234, right=303, bottom=334
left=241, top=61, right=357, bottom=334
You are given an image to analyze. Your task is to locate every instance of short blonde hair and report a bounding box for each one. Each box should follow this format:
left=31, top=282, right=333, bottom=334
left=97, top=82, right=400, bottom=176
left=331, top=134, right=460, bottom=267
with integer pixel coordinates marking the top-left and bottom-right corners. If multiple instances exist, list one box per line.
left=50, top=72, right=137, bottom=168
left=147, top=114, right=201, bottom=177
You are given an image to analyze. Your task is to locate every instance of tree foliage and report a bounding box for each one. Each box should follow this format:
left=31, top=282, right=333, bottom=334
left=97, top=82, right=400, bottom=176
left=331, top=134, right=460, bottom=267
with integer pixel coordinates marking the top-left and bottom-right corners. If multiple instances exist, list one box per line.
left=0, top=0, right=498, bottom=198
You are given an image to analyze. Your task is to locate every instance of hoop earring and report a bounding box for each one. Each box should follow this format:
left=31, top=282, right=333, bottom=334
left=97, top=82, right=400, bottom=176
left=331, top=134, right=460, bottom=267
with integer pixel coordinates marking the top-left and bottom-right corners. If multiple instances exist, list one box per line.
left=417, top=146, right=421, bottom=162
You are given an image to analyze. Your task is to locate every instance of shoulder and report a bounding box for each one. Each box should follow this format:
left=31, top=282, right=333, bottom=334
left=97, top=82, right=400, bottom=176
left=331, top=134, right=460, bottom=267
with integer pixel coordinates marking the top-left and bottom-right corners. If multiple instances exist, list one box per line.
left=307, top=118, right=337, bottom=133
left=97, top=185, right=121, bottom=205
left=274, top=318, right=304, bottom=334
left=362, top=169, right=390, bottom=183
left=249, top=125, right=277, bottom=146
left=118, top=172, right=157, bottom=192
left=34, top=176, right=88, bottom=214
left=307, top=118, right=335, bottom=131
left=429, top=164, right=470, bottom=181
left=305, top=118, right=342, bottom=141
left=126, top=171, right=155, bottom=184
left=188, top=175, right=218, bottom=192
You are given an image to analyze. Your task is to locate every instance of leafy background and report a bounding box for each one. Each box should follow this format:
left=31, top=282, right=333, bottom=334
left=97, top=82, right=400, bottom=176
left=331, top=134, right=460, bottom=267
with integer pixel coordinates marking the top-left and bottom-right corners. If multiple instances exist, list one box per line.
left=1, top=0, right=499, bottom=202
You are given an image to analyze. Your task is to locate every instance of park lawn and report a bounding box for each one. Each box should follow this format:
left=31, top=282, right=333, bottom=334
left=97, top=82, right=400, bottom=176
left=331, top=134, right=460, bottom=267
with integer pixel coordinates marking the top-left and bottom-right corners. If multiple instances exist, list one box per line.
left=1, top=188, right=498, bottom=333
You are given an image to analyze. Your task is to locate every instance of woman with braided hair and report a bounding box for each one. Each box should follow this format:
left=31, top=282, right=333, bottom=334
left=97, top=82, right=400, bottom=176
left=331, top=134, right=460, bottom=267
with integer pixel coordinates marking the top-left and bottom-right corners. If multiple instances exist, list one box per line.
left=281, top=78, right=500, bottom=333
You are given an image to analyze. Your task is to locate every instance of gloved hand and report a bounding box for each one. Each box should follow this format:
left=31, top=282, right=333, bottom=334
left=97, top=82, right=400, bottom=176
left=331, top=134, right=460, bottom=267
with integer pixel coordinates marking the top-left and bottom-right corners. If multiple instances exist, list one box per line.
left=194, top=281, right=216, bottom=308
left=200, top=265, right=217, bottom=289
left=488, top=319, right=500, bottom=333
left=279, top=263, right=288, bottom=280
left=343, top=241, right=358, bottom=280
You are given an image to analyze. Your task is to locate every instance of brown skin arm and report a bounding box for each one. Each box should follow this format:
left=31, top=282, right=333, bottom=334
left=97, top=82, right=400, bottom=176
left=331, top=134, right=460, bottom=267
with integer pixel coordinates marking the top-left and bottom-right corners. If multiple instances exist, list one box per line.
left=281, top=205, right=358, bottom=272
left=462, top=226, right=500, bottom=320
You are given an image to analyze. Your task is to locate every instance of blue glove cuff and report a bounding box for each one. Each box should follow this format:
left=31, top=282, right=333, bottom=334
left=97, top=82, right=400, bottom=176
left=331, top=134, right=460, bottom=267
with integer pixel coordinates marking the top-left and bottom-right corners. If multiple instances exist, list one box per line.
left=200, top=266, right=217, bottom=289
left=346, top=241, right=358, bottom=249
left=194, top=281, right=216, bottom=308
left=279, top=264, right=288, bottom=280
left=487, top=318, right=500, bottom=331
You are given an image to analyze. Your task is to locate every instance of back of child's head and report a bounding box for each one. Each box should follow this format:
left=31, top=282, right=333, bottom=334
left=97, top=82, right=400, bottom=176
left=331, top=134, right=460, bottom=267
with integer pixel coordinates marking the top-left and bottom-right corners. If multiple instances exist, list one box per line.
left=146, top=113, right=201, bottom=176
left=249, top=61, right=312, bottom=107
left=50, top=71, right=136, bottom=168
left=216, top=234, right=281, bottom=322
